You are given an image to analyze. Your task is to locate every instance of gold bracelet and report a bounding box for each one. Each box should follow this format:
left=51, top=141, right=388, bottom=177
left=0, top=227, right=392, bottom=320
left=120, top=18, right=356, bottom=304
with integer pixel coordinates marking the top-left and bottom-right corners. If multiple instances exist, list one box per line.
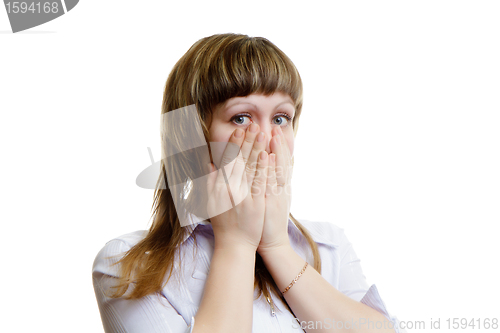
left=282, top=261, right=308, bottom=294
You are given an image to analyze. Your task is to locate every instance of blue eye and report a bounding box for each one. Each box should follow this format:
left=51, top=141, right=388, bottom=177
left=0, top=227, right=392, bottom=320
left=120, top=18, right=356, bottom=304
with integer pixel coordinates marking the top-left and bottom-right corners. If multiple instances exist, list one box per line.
left=273, top=115, right=291, bottom=126
left=230, top=113, right=293, bottom=127
left=231, top=114, right=252, bottom=125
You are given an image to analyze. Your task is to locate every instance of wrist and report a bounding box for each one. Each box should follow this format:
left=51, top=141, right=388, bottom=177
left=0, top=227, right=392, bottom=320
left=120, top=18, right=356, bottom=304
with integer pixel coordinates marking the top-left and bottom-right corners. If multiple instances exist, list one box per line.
left=257, top=241, right=293, bottom=261
left=214, top=238, right=258, bottom=254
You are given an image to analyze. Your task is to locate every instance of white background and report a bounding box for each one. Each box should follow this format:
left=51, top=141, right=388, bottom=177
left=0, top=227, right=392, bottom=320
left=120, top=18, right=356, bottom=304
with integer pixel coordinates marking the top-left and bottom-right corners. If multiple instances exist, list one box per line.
left=1, top=1, right=499, bottom=332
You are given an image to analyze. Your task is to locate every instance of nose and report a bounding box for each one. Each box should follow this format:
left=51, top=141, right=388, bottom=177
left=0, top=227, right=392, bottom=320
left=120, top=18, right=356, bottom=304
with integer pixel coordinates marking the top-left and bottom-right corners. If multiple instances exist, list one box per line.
left=256, top=122, right=273, bottom=154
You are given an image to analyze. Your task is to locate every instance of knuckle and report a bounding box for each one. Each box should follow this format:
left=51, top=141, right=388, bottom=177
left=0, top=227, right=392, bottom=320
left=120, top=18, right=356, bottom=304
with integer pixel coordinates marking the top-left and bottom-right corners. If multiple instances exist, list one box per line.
left=244, top=135, right=254, bottom=145
left=234, top=156, right=245, bottom=167
left=245, top=163, right=255, bottom=174
left=253, top=176, right=265, bottom=185
left=220, top=156, right=232, bottom=166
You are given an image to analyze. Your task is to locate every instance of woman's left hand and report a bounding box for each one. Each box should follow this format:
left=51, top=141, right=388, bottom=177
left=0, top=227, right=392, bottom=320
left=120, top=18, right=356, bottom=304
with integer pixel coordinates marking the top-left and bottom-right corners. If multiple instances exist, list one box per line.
left=257, top=126, right=293, bottom=255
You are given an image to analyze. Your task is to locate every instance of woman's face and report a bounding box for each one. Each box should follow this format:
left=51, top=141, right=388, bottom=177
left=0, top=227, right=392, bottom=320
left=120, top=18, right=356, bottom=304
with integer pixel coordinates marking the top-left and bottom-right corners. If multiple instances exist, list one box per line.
left=208, top=92, right=295, bottom=168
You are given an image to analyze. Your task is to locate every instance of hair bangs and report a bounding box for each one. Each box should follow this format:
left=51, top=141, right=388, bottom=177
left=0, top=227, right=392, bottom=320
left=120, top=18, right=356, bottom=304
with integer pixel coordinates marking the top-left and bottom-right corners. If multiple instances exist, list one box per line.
left=193, top=35, right=303, bottom=118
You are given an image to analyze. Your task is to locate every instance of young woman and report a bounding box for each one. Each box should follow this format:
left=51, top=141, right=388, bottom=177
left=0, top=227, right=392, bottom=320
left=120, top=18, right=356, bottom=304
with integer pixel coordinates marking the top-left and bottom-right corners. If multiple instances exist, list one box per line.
left=92, top=33, right=402, bottom=333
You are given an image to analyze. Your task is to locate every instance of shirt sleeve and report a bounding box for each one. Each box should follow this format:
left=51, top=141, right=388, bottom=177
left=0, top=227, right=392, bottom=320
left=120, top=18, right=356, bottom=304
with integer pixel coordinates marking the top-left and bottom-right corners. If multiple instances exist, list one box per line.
left=92, top=239, right=195, bottom=333
left=337, top=229, right=406, bottom=333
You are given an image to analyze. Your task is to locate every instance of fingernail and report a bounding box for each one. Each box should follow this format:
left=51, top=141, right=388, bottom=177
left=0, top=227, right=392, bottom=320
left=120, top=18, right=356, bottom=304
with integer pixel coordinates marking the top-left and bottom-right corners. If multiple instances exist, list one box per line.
left=260, top=151, right=267, bottom=160
left=275, top=135, right=281, bottom=145
left=277, top=127, right=283, bottom=135
left=249, top=123, right=258, bottom=133
left=257, top=132, right=265, bottom=142
left=234, top=129, right=243, bottom=138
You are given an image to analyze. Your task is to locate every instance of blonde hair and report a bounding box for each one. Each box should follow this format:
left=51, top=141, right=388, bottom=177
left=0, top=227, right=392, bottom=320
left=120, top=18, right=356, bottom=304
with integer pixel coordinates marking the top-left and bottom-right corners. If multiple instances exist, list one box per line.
left=110, top=33, right=321, bottom=316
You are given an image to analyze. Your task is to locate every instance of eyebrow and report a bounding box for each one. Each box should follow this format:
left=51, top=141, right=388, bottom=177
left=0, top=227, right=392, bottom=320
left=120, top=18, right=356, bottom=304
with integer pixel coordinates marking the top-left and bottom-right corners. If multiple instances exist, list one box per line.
left=223, top=99, right=295, bottom=115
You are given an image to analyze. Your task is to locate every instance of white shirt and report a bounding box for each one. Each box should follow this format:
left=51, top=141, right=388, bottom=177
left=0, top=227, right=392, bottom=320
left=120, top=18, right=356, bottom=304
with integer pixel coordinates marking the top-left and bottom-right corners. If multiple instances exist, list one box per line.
left=93, top=215, right=404, bottom=332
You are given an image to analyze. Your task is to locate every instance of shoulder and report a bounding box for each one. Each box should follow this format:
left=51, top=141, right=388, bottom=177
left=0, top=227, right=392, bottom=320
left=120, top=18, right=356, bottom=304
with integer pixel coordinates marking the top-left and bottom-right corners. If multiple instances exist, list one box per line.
left=92, top=230, right=148, bottom=278
left=291, top=217, right=350, bottom=249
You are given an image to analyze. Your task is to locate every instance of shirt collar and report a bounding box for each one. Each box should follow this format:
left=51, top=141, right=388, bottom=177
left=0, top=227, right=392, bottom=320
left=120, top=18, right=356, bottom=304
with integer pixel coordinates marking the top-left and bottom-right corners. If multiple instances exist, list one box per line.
left=180, top=213, right=211, bottom=244
left=181, top=212, right=338, bottom=248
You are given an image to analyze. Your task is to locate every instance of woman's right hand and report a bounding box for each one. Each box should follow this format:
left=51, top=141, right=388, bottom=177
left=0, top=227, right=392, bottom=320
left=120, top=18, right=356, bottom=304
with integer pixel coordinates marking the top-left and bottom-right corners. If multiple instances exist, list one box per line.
left=206, top=123, right=268, bottom=251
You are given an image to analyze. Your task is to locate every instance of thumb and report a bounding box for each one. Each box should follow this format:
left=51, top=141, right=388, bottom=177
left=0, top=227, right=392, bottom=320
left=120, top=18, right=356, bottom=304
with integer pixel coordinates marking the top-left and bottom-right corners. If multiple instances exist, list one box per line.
left=206, top=162, right=216, bottom=194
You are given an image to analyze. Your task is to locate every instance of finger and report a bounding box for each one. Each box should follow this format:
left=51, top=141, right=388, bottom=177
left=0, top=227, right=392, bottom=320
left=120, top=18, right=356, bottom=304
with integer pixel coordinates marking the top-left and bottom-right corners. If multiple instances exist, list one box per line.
left=245, top=131, right=267, bottom=187
left=218, top=128, right=245, bottom=178
left=276, top=126, right=292, bottom=184
left=239, top=123, right=260, bottom=165
left=206, top=162, right=217, bottom=195
left=214, top=155, right=230, bottom=190
left=270, top=132, right=287, bottom=186
left=228, top=147, right=246, bottom=182
left=266, top=153, right=277, bottom=197
left=279, top=127, right=294, bottom=185
left=286, top=156, right=293, bottom=186
left=251, top=150, right=268, bottom=199
left=229, top=124, right=259, bottom=181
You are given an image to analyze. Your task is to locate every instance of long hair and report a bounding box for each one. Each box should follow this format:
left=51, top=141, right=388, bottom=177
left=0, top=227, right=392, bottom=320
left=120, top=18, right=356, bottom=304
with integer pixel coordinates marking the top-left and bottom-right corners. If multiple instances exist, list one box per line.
left=109, top=33, right=322, bottom=315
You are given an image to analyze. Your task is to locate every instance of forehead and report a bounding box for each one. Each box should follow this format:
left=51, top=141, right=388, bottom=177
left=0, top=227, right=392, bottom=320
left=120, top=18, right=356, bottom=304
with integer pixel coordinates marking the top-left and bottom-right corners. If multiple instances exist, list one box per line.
left=217, top=92, right=294, bottom=113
